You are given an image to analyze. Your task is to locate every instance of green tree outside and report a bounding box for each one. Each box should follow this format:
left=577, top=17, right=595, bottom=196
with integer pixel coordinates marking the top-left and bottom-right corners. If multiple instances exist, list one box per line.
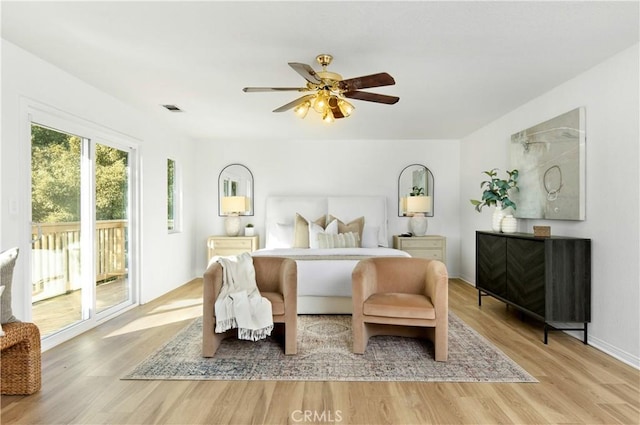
left=31, top=124, right=128, bottom=223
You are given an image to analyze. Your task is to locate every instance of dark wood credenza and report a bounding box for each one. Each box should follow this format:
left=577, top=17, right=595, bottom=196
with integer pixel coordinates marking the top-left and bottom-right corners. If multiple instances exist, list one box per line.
left=475, top=231, right=591, bottom=344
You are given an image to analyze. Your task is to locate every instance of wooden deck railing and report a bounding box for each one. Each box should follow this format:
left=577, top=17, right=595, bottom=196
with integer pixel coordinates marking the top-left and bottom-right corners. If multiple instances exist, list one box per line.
left=31, top=220, right=127, bottom=302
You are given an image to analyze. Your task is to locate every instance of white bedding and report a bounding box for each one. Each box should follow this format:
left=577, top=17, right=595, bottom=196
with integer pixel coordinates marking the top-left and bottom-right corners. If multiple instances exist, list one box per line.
left=259, top=196, right=408, bottom=313
left=253, top=247, right=410, bottom=311
left=253, top=247, right=407, bottom=261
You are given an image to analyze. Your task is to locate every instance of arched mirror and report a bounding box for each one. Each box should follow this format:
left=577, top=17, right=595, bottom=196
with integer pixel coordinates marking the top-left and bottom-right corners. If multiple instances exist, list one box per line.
left=218, top=164, right=254, bottom=216
left=398, top=164, right=434, bottom=217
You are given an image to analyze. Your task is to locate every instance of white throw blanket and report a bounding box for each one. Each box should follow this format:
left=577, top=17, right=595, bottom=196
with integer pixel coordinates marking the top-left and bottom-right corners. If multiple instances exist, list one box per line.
left=214, top=252, right=273, bottom=341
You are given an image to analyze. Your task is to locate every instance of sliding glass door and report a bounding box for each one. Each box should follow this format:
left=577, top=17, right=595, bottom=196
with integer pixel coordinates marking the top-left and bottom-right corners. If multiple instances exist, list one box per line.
left=30, top=117, right=135, bottom=341
left=31, top=124, right=86, bottom=335
left=94, top=143, right=130, bottom=314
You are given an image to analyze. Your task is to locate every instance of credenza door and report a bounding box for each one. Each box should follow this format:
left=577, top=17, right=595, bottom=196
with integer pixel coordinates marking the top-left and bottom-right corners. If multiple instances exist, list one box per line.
left=476, top=233, right=507, bottom=299
left=506, top=238, right=546, bottom=318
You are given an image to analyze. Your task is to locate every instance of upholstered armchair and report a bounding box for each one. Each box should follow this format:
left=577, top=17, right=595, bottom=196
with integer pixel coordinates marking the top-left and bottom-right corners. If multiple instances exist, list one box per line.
left=203, top=256, right=297, bottom=356
left=352, top=257, right=448, bottom=361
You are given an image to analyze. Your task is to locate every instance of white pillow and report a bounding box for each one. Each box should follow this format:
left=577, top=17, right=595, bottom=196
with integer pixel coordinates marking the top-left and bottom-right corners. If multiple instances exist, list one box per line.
left=309, top=219, right=338, bottom=249
left=267, top=222, right=294, bottom=248
left=361, top=225, right=380, bottom=248
left=318, top=232, right=360, bottom=249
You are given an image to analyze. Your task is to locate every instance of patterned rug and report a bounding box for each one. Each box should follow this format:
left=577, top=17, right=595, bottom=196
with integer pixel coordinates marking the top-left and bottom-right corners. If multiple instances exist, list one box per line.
left=124, top=313, right=537, bottom=382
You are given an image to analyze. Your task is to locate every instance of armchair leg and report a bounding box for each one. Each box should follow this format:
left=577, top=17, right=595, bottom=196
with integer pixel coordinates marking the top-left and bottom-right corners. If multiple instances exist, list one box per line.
left=434, top=325, right=448, bottom=362
left=284, top=320, right=297, bottom=355
left=352, top=320, right=367, bottom=354
left=202, top=330, right=230, bottom=357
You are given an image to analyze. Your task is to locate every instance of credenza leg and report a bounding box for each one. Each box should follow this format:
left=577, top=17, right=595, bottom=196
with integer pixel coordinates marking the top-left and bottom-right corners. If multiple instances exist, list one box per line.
left=543, top=322, right=588, bottom=345
left=544, top=323, right=549, bottom=344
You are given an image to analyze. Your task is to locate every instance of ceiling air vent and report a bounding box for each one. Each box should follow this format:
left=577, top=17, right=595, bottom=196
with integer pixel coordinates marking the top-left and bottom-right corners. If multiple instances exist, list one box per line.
left=162, top=104, right=183, bottom=112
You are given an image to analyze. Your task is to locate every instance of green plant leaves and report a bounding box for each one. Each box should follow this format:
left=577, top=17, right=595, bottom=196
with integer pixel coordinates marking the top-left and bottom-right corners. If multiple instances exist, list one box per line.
left=470, top=168, right=519, bottom=212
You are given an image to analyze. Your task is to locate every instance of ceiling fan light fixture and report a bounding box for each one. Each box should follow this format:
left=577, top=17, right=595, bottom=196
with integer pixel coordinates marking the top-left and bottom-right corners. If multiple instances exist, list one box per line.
left=242, top=53, right=398, bottom=123
left=313, top=91, right=329, bottom=113
left=293, top=100, right=311, bottom=118
left=338, top=99, right=354, bottom=117
left=322, top=108, right=335, bottom=124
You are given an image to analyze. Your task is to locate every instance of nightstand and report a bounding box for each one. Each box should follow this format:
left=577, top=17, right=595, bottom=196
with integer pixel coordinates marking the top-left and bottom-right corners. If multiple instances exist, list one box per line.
left=207, top=235, right=259, bottom=260
left=393, top=235, right=446, bottom=264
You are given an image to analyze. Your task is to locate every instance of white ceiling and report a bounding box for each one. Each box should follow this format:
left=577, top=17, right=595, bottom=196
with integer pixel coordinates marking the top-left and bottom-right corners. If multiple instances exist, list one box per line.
left=2, top=1, right=638, bottom=140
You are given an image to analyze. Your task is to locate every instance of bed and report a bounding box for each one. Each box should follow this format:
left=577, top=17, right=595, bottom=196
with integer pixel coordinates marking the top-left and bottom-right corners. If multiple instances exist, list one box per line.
left=252, top=196, right=410, bottom=313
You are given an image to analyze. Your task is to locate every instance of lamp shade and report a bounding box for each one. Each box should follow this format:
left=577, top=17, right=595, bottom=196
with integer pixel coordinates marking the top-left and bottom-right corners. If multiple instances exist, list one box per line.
left=406, top=196, right=432, bottom=213
left=221, top=196, right=247, bottom=214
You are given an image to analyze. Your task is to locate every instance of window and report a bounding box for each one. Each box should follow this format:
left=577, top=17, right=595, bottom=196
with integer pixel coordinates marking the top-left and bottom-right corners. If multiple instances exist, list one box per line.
left=167, top=158, right=181, bottom=232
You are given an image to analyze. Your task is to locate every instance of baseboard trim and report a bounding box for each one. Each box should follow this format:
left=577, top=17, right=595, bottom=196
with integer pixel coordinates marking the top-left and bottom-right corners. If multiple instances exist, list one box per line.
left=454, top=277, right=639, bottom=370
left=588, top=334, right=640, bottom=370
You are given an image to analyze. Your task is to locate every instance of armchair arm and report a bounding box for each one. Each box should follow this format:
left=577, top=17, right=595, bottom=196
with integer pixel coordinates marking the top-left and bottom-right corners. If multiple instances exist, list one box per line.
left=203, top=261, right=224, bottom=320
left=278, top=258, right=297, bottom=316
left=423, top=260, right=448, bottom=316
left=352, top=259, right=378, bottom=308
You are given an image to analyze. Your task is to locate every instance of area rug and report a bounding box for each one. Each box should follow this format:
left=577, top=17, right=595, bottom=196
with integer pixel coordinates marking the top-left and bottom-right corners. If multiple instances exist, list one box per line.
left=123, top=313, right=537, bottom=383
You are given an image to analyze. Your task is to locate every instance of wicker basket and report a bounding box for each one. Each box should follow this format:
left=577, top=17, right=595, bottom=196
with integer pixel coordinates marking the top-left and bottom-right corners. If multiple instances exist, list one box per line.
left=0, top=322, right=42, bottom=395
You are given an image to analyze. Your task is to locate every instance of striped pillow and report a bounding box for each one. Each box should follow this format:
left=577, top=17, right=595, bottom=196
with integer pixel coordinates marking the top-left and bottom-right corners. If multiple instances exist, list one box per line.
left=317, top=232, right=360, bottom=249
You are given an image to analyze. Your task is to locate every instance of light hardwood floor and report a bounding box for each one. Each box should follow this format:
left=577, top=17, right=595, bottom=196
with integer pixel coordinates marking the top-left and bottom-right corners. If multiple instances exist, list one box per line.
left=2, top=278, right=638, bottom=425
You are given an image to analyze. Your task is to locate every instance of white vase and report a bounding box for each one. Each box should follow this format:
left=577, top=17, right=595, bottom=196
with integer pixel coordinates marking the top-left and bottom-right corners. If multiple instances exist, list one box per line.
left=244, top=227, right=255, bottom=236
left=492, top=203, right=504, bottom=232
left=501, top=215, right=517, bottom=233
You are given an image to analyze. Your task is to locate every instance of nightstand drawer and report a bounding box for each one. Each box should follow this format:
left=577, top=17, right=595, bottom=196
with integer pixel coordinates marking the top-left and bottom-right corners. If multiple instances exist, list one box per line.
left=407, top=249, right=444, bottom=261
left=207, top=235, right=259, bottom=260
left=400, top=239, right=443, bottom=249
left=209, top=239, right=252, bottom=250
left=393, top=235, right=446, bottom=265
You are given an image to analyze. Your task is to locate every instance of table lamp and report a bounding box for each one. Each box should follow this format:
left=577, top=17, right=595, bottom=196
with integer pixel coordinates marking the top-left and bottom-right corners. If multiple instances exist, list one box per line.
left=221, top=196, right=247, bottom=236
left=406, top=195, right=432, bottom=236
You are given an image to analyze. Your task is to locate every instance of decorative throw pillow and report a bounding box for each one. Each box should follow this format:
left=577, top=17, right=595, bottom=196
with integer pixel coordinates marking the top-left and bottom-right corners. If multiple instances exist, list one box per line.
left=0, top=286, right=4, bottom=336
left=328, top=215, right=365, bottom=247
left=361, top=225, right=381, bottom=248
left=1, top=247, right=19, bottom=324
left=268, top=222, right=295, bottom=248
left=317, top=232, right=360, bottom=249
left=309, top=219, right=338, bottom=249
left=293, top=213, right=327, bottom=248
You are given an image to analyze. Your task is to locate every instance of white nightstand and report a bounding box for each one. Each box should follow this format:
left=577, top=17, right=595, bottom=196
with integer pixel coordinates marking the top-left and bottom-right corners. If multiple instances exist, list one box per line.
left=393, top=235, right=446, bottom=265
left=207, top=235, right=259, bottom=260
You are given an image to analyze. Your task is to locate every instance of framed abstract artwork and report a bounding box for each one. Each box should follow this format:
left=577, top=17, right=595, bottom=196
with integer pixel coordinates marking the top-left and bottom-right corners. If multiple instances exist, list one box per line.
left=510, top=107, right=586, bottom=220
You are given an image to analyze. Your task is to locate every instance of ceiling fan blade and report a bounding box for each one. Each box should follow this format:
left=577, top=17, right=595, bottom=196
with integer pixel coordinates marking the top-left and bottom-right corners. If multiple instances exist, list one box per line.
left=339, top=73, right=396, bottom=91
left=272, top=94, right=317, bottom=113
left=328, top=97, right=345, bottom=119
left=288, top=62, right=322, bottom=84
left=243, top=87, right=307, bottom=93
left=343, top=91, right=399, bottom=105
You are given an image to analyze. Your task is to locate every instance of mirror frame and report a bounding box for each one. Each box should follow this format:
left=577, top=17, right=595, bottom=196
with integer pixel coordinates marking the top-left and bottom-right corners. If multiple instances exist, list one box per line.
left=398, top=164, right=434, bottom=217
left=218, top=163, right=254, bottom=216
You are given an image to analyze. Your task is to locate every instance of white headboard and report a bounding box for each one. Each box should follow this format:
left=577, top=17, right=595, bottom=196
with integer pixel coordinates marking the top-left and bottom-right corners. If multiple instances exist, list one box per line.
left=265, top=196, right=388, bottom=248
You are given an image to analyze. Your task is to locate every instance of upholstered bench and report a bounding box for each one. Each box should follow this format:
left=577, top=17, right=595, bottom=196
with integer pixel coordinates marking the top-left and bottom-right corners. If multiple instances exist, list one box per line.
left=0, top=322, right=42, bottom=395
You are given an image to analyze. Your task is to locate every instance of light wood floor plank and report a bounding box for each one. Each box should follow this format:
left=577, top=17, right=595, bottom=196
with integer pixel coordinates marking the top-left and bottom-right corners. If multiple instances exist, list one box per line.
left=2, top=278, right=639, bottom=425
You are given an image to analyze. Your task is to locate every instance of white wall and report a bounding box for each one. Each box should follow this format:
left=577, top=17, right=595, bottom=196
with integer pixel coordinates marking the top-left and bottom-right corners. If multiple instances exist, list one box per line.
left=194, top=138, right=461, bottom=276
left=460, top=45, right=640, bottom=367
left=1, top=40, right=197, bottom=324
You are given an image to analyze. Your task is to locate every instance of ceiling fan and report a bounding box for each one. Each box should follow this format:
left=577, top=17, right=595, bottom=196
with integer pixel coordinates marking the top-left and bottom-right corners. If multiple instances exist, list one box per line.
left=242, top=54, right=399, bottom=123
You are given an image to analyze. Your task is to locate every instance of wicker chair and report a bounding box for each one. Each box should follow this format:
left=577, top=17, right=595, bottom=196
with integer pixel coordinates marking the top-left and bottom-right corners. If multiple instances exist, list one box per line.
left=1, top=322, right=42, bottom=395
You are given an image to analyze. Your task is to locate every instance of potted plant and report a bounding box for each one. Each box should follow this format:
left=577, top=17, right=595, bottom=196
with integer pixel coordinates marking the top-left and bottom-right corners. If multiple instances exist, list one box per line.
left=470, top=168, right=519, bottom=232
left=410, top=186, right=424, bottom=196
left=244, top=223, right=255, bottom=236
